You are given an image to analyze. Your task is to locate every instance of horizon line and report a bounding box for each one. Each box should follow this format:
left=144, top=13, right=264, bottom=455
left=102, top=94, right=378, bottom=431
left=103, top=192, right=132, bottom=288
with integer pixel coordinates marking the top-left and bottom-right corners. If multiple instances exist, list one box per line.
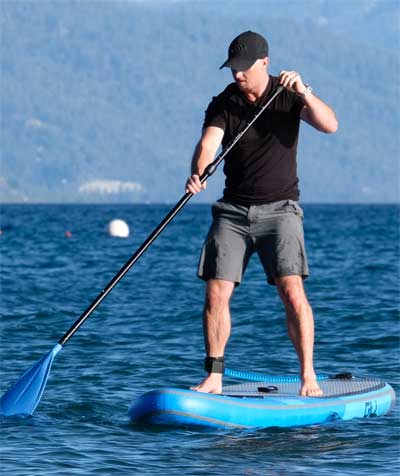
left=1, top=201, right=399, bottom=206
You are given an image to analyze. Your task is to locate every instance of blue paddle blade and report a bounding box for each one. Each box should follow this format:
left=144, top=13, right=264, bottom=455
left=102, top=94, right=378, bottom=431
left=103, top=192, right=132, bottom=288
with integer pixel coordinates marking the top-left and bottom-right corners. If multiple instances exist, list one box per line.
left=0, top=343, right=62, bottom=417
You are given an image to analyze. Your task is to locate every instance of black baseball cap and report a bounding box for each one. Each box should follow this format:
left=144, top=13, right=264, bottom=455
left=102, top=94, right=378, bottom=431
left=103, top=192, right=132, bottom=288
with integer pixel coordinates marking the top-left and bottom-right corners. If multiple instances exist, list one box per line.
left=220, top=31, right=269, bottom=71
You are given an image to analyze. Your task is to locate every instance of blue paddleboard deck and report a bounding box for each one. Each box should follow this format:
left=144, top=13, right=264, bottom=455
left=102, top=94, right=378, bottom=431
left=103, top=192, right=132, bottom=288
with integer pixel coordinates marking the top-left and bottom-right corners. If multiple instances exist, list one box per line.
left=129, top=374, right=395, bottom=429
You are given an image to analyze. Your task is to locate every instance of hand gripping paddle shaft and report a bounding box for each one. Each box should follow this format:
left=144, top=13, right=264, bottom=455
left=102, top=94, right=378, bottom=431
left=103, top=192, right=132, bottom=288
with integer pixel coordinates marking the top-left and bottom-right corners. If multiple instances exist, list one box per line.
left=0, top=85, right=284, bottom=417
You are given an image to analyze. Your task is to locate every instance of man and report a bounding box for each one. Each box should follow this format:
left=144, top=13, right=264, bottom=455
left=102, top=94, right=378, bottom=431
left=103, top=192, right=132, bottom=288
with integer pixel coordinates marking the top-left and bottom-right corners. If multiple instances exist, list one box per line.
left=185, top=31, right=338, bottom=397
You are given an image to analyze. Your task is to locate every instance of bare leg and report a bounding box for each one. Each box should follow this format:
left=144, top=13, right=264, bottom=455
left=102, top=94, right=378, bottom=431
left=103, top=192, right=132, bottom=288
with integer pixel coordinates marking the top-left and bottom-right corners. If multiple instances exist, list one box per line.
left=275, top=276, right=323, bottom=397
left=190, top=279, right=235, bottom=394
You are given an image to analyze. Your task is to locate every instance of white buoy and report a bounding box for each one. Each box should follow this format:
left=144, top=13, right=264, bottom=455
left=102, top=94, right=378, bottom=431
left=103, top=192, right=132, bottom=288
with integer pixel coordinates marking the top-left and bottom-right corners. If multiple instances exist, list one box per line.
left=108, top=219, right=130, bottom=238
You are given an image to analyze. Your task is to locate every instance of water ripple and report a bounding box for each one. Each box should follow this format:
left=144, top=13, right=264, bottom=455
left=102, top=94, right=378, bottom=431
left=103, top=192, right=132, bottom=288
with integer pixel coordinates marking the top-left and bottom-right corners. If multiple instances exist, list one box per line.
left=1, top=204, right=399, bottom=476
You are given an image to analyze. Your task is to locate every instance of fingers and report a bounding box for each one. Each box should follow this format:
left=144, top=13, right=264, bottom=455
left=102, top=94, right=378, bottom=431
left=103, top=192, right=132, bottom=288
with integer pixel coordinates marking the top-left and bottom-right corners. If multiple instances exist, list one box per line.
left=185, top=174, right=206, bottom=194
left=279, top=70, right=304, bottom=94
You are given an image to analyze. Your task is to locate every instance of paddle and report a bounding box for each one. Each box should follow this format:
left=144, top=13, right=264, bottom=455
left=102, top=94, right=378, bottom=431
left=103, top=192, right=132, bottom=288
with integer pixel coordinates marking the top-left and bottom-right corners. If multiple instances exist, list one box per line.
left=0, top=85, right=284, bottom=417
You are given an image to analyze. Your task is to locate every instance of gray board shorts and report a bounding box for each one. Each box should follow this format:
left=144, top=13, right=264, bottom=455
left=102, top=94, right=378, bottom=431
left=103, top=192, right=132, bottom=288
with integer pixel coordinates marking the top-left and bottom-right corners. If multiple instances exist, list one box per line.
left=197, top=198, right=309, bottom=286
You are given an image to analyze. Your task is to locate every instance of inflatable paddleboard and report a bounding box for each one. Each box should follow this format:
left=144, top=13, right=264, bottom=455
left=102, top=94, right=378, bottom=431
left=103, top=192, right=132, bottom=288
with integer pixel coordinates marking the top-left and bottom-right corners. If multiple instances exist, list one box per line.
left=129, top=370, right=395, bottom=429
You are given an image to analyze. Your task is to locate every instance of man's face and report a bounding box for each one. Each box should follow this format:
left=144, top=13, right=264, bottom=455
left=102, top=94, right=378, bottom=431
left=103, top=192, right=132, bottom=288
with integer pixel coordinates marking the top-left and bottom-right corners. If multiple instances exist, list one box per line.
left=231, top=58, right=269, bottom=93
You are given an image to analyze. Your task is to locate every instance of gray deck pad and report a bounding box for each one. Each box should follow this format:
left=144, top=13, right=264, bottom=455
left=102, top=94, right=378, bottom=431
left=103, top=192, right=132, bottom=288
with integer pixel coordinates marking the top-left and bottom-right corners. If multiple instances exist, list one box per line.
left=222, top=378, right=385, bottom=398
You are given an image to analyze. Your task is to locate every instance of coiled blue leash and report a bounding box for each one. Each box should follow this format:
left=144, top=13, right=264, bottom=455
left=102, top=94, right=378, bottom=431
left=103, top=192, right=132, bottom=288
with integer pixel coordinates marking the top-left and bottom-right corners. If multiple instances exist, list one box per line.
left=224, top=368, right=329, bottom=383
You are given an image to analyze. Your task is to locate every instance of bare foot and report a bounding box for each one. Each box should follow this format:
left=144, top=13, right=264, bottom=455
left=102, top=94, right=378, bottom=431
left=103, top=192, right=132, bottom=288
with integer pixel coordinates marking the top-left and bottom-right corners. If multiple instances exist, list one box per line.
left=190, top=373, right=222, bottom=394
left=300, top=375, right=323, bottom=397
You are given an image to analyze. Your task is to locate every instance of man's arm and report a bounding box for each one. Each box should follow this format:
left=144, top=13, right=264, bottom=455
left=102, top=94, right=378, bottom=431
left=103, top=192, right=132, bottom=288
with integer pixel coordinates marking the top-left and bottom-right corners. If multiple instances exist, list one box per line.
left=279, top=70, right=338, bottom=133
left=299, top=93, right=338, bottom=133
left=185, top=126, right=224, bottom=195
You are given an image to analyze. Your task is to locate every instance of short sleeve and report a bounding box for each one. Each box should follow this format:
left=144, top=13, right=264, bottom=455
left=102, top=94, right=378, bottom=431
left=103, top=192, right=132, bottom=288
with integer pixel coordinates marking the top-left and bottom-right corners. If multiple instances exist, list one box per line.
left=277, top=85, right=304, bottom=117
left=202, top=94, right=227, bottom=131
left=292, top=94, right=304, bottom=117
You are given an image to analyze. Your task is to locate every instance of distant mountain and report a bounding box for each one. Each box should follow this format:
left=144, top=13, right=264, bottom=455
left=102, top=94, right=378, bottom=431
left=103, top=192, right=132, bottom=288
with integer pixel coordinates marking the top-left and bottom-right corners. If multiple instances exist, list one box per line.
left=1, top=0, right=399, bottom=203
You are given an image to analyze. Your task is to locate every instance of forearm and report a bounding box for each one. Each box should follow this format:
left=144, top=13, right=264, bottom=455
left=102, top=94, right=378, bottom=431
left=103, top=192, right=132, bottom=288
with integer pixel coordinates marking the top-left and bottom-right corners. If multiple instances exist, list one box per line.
left=279, top=71, right=338, bottom=134
left=191, top=140, right=217, bottom=176
left=301, top=92, right=338, bottom=133
left=186, top=126, right=224, bottom=195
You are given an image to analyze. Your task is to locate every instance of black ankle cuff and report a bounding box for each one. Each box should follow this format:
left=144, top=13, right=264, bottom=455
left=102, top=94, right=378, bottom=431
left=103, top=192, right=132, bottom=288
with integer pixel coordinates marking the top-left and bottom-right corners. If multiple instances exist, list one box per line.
left=204, top=356, right=225, bottom=374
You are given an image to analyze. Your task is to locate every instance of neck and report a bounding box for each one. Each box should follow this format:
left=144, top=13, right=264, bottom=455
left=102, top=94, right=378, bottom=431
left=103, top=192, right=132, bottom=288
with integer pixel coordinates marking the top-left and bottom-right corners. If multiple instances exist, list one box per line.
left=244, top=74, right=270, bottom=102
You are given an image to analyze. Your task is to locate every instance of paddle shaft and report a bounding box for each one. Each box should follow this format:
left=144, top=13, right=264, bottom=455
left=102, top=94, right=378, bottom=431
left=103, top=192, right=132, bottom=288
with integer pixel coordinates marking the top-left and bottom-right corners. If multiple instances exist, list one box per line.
left=58, top=85, right=284, bottom=346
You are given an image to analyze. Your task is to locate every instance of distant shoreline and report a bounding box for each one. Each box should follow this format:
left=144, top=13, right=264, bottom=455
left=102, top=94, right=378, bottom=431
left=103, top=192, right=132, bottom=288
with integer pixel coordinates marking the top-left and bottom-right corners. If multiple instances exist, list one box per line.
left=1, top=202, right=399, bottom=207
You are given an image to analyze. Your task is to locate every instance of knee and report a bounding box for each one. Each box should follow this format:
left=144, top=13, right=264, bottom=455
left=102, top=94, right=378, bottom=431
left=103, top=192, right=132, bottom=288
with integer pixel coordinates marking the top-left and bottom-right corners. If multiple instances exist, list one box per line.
left=277, top=278, right=309, bottom=315
left=205, top=280, right=234, bottom=310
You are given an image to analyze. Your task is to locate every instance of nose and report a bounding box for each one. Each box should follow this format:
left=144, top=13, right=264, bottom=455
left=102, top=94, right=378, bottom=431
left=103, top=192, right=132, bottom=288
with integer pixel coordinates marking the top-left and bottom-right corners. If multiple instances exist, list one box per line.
left=231, top=69, right=244, bottom=80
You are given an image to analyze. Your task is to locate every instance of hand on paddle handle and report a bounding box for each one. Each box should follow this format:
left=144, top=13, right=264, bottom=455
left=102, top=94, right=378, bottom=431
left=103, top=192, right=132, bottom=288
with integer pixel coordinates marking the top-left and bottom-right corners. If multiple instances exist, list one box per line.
left=186, top=174, right=207, bottom=195
left=279, top=70, right=306, bottom=95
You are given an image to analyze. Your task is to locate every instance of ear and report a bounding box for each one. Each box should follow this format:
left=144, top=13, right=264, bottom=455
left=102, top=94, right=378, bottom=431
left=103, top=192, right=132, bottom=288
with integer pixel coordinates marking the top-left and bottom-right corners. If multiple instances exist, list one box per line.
left=263, top=57, right=270, bottom=68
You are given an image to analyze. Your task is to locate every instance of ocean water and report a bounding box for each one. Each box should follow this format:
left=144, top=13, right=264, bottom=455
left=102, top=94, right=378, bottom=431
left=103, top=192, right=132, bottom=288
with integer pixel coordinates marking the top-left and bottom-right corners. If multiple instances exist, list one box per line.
left=0, top=203, right=399, bottom=476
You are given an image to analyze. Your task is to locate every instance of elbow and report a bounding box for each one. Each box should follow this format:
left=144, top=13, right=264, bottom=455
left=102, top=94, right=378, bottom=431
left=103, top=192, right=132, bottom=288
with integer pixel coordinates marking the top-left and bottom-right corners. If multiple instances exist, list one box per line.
left=330, top=117, right=339, bottom=133
left=322, top=117, right=339, bottom=134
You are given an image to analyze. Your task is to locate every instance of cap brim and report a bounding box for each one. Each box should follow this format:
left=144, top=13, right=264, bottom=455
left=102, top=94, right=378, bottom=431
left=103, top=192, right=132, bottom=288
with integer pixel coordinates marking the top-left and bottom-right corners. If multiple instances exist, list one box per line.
left=219, top=57, right=256, bottom=71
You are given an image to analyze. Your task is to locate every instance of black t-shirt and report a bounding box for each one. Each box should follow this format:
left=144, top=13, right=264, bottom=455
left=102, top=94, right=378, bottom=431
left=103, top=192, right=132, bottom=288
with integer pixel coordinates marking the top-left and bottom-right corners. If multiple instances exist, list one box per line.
left=203, top=75, right=304, bottom=205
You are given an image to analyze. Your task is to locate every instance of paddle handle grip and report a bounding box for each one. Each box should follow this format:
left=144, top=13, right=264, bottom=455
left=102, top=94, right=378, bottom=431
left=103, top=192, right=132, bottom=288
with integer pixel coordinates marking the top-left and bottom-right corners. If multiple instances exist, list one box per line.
left=58, top=85, right=284, bottom=346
